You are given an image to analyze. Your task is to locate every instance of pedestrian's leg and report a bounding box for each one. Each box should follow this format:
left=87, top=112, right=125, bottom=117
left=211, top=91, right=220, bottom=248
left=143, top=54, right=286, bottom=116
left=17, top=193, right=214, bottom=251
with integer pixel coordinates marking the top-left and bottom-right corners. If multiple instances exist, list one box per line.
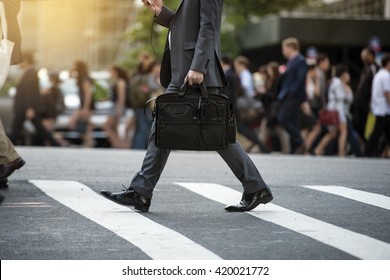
left=132, top=109, right=152, bottom=149
left=347, top=119, right=362, bottom=157
left=365, top=117, right=385, bottom=157
left=31, top=117, right=60, bottom=147
left=0, top=118, right=20, bottom=164
left=217, top=142, right=269, bottom=194
left=277, top=104, right=303, bottom=153
left=305, top=123, right=321, bottom=152
left=10, top=112, right=25, bottom=145
left=130, top=121, right=171, bottom=198
left=314, top=128, right=338, bottom=155
left=337, top=122, right=348, bottom=157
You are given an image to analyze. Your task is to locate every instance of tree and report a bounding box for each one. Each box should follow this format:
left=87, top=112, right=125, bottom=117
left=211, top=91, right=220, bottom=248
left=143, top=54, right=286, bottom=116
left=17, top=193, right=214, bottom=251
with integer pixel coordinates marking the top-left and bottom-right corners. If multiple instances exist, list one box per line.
left=122, top=0, right=180, bottom=70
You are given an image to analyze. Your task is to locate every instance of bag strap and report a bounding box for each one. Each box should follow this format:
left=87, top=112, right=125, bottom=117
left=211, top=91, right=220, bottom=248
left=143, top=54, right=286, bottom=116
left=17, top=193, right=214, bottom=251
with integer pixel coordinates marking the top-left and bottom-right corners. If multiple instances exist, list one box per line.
left=178, top=81, right=208, bottom=98
left=144, top=96, right=157, bottom=121
left=0, top=2, right=8, bottom=39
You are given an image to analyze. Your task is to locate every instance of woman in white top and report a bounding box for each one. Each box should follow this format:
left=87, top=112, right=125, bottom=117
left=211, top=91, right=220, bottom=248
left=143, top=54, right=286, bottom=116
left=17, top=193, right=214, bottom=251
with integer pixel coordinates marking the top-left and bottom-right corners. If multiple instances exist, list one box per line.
left=314, top=65, right=353, bottom=157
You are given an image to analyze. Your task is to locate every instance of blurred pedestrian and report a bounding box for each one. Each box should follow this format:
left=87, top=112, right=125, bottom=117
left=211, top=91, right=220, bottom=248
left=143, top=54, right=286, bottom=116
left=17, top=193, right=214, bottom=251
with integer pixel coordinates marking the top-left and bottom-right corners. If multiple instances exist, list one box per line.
left=101, top=0, right=273, bottom=213
left=69, top=60, right=95, bottom=147
left=10, top=54, right=61, bottom=147
left=0, top=0, right=25, bottom=193
left=353, top=47, right=380, bottom=143
left=234, top=56, right=255, bottom=97
left=130, top=57, right=160, bottom=149
left=103, top=66, right=129, bottom=148
left=315, top=53, right=331, bottom=113
left=233, top=57, right=269, bottom=153
left=41, top=73, right=65, bottom=133
left=263, top=62, right=290, bottom=153
left=277, top=37, right=308, bottom=154
left=314, top=65, right=353, bottom=157
left=365, top=54, right=390, bottom=157
left=220, top=55, right=240, bottom=113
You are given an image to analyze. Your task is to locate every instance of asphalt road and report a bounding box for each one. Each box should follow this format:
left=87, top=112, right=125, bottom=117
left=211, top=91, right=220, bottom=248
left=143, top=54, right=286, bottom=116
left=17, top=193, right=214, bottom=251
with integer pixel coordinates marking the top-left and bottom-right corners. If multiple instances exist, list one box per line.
left=0, top=147, right=389, bottom=260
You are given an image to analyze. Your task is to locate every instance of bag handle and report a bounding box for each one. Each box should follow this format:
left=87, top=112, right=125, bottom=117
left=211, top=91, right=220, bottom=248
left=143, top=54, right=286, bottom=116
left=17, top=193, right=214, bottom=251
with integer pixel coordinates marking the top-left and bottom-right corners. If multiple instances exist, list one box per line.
left=0, top=2, right=9, bottom=40
left=179, top=81, right=208, bottom=98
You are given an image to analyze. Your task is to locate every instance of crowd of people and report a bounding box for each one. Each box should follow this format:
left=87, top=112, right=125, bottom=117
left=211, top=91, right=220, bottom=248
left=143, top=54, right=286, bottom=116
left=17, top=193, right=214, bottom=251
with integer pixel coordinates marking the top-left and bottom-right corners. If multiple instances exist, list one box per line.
left=8, top=52, right=163, bottom=150
left=220, top=38, right=390, bottom=158
left=6, top=38, right=390, bottom=158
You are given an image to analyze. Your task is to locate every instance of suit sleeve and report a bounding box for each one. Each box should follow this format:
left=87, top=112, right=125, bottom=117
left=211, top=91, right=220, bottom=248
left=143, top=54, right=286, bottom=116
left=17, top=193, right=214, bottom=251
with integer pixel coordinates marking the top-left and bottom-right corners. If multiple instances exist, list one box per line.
left=191, top=0, right=223, bottom=75
left=154, top=5, right=175, bottom=28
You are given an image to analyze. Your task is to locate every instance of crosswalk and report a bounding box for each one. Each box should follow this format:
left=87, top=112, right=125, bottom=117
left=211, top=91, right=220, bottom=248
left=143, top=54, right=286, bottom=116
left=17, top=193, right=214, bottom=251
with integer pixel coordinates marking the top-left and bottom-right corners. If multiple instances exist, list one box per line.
left=15, top=180, right=390, bottom=260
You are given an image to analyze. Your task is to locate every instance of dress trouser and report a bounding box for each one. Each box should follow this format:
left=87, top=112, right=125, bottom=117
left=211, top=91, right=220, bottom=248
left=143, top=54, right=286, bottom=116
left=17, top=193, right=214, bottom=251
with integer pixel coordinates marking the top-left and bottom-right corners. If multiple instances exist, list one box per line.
left=129, top=84, right=269, bottom=199
left=0, top=118, right=20, bottom=164
left=277, top=101, right=303, bottom=153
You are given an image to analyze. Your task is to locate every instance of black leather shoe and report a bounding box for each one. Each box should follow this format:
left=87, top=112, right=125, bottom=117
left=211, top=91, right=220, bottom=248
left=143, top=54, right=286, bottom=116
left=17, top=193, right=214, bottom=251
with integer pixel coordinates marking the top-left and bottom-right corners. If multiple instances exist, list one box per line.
left=0, top=157, right=25, bottom=180
left=0, top=178, right=9, bottom=189
left=0, top=193, right=4, bottom=205
left=100, top=187, right=151, bottom=212
left=133, top=193, right=151, bottom=213
left=225, top=188, right=273, bottom=212
left=100, top=188, right=137, bottom=206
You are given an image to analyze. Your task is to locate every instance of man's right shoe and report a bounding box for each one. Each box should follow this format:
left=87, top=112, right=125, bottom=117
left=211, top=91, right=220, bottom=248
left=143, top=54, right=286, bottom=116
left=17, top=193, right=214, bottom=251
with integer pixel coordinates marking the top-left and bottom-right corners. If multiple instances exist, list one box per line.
left=100, top=188, right=151, bottom=212
left=0, top=157, right=26, bottom=180
left=0, top=179, right=9, bottom=189
left=225, top=188, right=273, bottom=212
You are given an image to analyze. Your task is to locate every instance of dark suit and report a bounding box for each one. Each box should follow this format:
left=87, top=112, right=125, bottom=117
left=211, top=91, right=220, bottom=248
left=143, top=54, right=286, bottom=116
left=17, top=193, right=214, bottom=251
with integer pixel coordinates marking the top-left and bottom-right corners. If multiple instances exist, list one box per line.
left=129, top=0, right=269, bottom=199
left=277, top=54, right=308, bottom=153
left=11, top=67, right=60, bottom=146
left=156, top=1, right=227, bottom=89
left=2, top=0, right=22, bottom=64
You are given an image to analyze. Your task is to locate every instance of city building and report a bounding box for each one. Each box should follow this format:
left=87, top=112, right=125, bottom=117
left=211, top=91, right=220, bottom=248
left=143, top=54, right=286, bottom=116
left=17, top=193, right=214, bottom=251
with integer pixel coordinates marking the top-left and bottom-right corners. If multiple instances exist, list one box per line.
left=238, top=0, right=390, bottom=83
left=19, top=0, right=136, bottom=71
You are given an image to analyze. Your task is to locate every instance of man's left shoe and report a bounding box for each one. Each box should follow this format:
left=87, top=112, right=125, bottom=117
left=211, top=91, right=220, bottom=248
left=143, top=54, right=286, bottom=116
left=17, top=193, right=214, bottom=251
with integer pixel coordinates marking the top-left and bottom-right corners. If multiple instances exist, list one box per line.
left=100, top=188, right=137, bottom=206
left=225, top=188, right=273, bottom=212
left=0, top=157, right=26, bottom=180
left=0, top=178, right=9, bottom=189
left=100, top=188, right=151, bottom=213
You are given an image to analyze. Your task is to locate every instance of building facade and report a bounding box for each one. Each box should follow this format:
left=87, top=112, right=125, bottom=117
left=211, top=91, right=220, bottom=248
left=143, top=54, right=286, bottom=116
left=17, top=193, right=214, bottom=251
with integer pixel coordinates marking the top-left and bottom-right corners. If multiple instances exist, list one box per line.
left=19, top=0, right=136, bottom=71
left=305, top=0, right=389, bottom=18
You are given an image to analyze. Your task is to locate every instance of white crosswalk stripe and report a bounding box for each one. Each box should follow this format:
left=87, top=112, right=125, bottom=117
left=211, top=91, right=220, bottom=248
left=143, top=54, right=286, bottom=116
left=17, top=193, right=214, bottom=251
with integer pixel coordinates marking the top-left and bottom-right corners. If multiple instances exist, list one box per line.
left=300, top=185, right=390, bottom=210
left=30, top=180, right=222, bottom=260
left=28, top=180, right=390, bottom=260
left=175, top=182, right=390, bottom=260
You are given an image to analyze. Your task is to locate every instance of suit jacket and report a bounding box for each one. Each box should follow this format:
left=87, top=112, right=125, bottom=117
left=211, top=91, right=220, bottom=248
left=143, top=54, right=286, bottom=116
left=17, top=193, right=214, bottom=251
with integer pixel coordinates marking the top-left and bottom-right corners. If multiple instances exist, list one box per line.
left=278, top=54, right=308, bottom=105
left=155, top=0, right=227, bottom=89
left=14, top=67, right=43, bottom=114
left=2, top=0, right=22, bottom=64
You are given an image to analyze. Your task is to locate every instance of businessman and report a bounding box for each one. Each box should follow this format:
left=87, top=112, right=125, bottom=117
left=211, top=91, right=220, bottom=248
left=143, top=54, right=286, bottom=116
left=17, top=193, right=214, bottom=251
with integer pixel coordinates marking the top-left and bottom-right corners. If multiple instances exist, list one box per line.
left=101, top=0, right=273, bottom=212
left=277, top=37, right=308, bottom=154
